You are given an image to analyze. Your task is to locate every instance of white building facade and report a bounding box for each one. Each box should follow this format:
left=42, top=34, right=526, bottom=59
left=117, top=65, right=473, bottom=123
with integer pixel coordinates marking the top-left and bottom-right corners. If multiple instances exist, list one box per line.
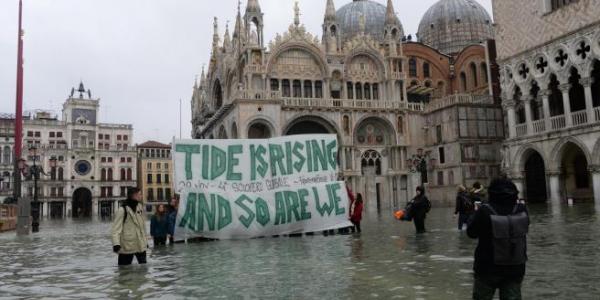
left=21, top=83, right=137, bottom=218
left=493, top=0, right=600, bottom=207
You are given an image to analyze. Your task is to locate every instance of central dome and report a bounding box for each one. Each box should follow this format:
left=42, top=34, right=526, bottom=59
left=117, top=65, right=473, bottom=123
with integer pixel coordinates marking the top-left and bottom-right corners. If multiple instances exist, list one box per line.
left=336, top=0, right=402, bottom=42
left=417, top=0, right=493, bottom=54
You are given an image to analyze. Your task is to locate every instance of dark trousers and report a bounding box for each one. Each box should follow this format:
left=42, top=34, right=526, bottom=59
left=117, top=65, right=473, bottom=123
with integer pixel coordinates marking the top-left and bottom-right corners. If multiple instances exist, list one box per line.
left=473, top=275, right=523, bottom=300
left=351, top=221, right=361, bottom=233
left=413, top=217, right=426, bottom=233
left=118, top=252, right=147, bottom=266
left=458, top=213, right=471, bottom=230
left=154, top=236, right=167, bottom=246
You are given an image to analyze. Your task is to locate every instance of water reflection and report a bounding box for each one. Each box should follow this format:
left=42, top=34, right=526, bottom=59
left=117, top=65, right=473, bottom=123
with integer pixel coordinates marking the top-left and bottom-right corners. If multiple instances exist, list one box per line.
left=0, top=204, right=599, bottom=299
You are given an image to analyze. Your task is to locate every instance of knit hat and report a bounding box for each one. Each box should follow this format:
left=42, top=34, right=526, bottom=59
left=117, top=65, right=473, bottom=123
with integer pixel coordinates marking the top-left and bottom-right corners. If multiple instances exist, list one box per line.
left=488, top=178, right=519, bottom=205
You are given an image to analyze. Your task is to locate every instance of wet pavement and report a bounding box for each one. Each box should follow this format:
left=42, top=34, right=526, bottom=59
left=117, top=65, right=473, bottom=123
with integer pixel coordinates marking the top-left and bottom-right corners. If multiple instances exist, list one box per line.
left=1, top=204, right=599, bottom=299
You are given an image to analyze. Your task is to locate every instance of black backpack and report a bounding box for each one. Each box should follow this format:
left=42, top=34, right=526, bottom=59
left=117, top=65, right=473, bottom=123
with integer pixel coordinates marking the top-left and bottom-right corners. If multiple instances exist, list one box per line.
left=461, top=194, right=474, bottom=213
left=484, top=204, right=529, bottom=266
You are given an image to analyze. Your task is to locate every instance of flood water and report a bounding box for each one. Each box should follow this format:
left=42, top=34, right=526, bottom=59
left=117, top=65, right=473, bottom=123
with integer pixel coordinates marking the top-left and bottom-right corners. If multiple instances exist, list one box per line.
left=1, top=205, right=599, bottom=299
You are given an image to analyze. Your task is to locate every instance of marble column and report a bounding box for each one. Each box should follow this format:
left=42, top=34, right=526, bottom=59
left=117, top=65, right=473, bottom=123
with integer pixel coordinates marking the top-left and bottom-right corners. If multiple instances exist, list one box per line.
left=504, top=100, right=517, bottom=138
left=541, top=90, right=552, bottom=131
left=559, top=83, right=572, bottom=127
left=590, top=165, right=600, bottom=210
left=523, top=97, right=533, bottom=135
left=547, top=170, right=562, bottom=214
left=581, top=77, right=595, bottom=123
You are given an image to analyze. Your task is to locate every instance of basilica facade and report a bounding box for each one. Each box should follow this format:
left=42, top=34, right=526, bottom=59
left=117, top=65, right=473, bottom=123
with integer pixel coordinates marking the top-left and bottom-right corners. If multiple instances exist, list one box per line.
left=191, top=0, right=504, bottom=209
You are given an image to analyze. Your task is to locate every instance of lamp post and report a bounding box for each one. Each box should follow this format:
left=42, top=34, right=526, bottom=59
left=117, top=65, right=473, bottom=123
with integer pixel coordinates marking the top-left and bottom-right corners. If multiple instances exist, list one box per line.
left=406, top=148, right=436, bottom=187
left=17, top=147, right=56, bottom=233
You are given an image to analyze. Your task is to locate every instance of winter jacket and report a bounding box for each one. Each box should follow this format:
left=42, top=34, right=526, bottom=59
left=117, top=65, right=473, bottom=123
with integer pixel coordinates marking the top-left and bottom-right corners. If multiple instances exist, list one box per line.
left=167, top=210, right=177, bottom=236
left=351, top=201, right=363, bottom=223
left=455, top=191, right=474, bottom=215
left=411, top=195, right=430, bottom=220
left=150, top=214, right=169, bottom=238
left=111, top=200, right=148, bottom=254
left=467, top=194, right=529, bottom=278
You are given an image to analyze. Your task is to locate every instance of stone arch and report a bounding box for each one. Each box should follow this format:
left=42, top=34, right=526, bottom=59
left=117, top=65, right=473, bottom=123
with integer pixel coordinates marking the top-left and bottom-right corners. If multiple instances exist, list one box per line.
left=549, top=137, right=593, bottom=171
left=72, top=187, right=92, bottom=218
left=283, top=114, right=340, bottom=136
left=353, top=116, right=397, bottom=145
left=267, top=44, right=328, bottom=78
left=345, top=50, right=386, bottom=80
left=218, top=125, right=228, bottom=139
left=520, top=148, right=548, bottom=203
left=514, top=143, right=548, bottom=172
left=231, top=122, right=238, bottom=139
left=246, top=118, right=276, bottom=139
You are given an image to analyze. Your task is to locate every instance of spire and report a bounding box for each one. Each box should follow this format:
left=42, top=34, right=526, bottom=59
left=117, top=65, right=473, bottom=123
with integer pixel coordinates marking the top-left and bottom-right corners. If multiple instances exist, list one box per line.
left=212, top=17, right=220, bottom=52
left=200, top=65, right=206, bottom=88
left=223, top=21, right=231, bottom=50
left=246, top=0, right=261, bottom=13
left=294, top=0, right=300, bottom=27
left=324, top=0, right=336, bottom=22
left=233, top=1, right=244, bottom=39
left=385, top=0, right=399, bottom=25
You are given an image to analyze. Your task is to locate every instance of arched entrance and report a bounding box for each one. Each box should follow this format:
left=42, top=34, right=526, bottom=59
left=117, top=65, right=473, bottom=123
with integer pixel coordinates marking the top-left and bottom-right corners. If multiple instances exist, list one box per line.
left=354, top=117, right=396, bottom=212
left=72, top=188, right=92, bottom=218
left=560, top=143, right=593, bottom=202
left=247, top=122, right=272, bottom=139
left=524, top=151, right=547, bottom=203
left=286, top=121, right=330, bottom=135
left=284, top=116, right=338, bottom=136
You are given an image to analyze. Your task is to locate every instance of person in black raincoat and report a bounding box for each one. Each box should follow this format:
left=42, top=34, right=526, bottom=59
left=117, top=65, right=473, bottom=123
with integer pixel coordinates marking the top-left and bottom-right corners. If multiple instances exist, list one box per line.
left=410, top=186, right=430, bottom=234
left=467, top=178, right=529, bottom=300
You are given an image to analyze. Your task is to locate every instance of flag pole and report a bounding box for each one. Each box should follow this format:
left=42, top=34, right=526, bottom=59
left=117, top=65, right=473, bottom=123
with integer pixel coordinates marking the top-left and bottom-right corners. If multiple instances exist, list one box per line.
left=14, top=0, right=29, bottom=235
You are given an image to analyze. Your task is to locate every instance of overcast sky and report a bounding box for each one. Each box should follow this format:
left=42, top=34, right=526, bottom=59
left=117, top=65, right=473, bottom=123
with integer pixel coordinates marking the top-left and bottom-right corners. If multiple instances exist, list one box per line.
left=0, top=0, right=492, bottom=143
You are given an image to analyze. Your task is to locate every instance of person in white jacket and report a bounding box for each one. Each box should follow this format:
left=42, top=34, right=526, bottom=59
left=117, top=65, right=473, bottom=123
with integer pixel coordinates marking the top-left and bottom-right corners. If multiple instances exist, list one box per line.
left=111, top=187, right=148, bottom=266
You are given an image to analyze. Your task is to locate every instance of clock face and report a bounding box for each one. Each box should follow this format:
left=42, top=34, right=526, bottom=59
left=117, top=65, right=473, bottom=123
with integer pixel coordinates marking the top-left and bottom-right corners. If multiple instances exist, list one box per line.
left=74, top=160, right=92, bottom=176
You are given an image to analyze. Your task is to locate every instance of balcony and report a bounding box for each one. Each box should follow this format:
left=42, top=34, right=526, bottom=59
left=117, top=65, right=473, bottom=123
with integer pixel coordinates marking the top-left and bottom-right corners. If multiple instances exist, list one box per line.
left=511, top=106, right=600, bottom=139
left=425, top=94, right=494, bottom=113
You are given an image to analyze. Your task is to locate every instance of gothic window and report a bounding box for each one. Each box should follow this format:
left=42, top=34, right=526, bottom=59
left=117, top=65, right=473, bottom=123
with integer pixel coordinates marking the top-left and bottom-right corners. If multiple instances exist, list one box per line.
left=481, top=63, right=488, bottom=83
left=127, top=168, right=132, bottom=181
left=343, top=115, right=350, bottom=135
left=107, top=168, right=113, bottom=181
left=58, top=167, right=64, bottom=180
left=304, top=80, right=313, bottom=98
left=147, top=174, right=152, bottom=184
left=568, top=67, right=586, bottom=112
left=2, top=146, right=10, bottom=164
left=548, top=74, right=564, bottom=116
left=120, top=168, right=126, bottom=180
left=213, top=81, right=223, bottom=109
left=460, top=72, right=467, bottom=92
left=530, top=81, right=543, bottom=120
left=409, top=58, right=417, bottom=77
left=101, top=168, right=106, bottom=181
left=282, top=80, right=291, bottom=97
left=361, top=150, right=382, bottom=176
left=347, top=82, right=354, bottom=99
left=514, top=87, right=526, bottom=124
left=293, top=80, right=302, bottom=98
left=147, top=188, right=154, bottom=201
left=356, top=83, right=363, bottom=100
left=315, top=81, right=323, bottom=98
left=364, top=83, right=371, bottom=100
left=423, top=62, right=431, bottom=78
left=397, top=116, right=404, bottom=134
left=270, top=79, right=279, bottom=91
left=470, top=62, right=478, bottom=88
left=373, top=83, right=379, bottom=100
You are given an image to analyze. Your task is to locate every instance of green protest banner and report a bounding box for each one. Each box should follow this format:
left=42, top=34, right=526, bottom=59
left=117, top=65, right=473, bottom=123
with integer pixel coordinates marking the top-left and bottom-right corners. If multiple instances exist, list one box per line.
left=173, top=134, right=352, bottom=239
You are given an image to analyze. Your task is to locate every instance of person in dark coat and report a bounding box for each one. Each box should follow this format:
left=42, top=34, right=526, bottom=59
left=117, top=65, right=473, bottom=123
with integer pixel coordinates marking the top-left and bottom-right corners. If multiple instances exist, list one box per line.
left=350, top=193, right=364, bottom=233
left=150, top=204, right=169, bottom=246
left=411, top=186, right=430, bottom=234
left=167, top=196, right=179, bottom=244
left=455, top=185, right=474, bottom=230
left=467, top=178, right=529, bottom=300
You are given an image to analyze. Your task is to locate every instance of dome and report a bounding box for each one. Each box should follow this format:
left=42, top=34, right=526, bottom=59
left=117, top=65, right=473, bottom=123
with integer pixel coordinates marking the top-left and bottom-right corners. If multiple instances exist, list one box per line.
left=336, top=0, right=403, bottom=42
left=417, top=0, right=493, bottom=54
